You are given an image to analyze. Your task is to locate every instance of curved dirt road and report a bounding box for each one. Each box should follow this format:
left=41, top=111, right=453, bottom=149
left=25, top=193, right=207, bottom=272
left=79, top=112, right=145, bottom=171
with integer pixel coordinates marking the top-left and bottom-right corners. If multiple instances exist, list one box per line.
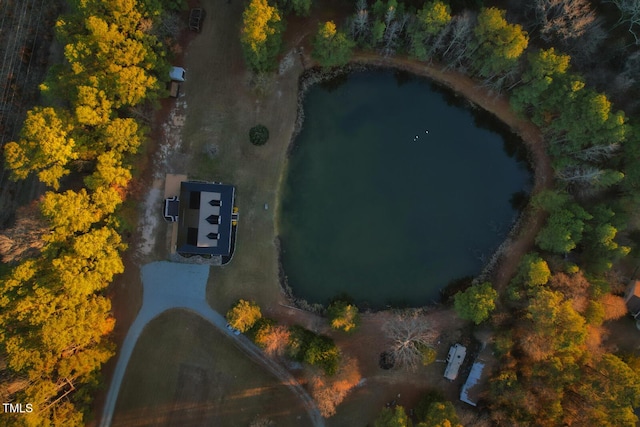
left=99, top=261, right=324, bottom=427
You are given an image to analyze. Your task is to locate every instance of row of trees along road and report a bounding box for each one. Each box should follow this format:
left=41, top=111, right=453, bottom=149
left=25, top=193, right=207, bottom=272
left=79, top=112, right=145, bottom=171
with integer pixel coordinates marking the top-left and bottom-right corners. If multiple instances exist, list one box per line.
left=225, top=299, right=361, bottom=417
left=240, top=0, right=640, bottom=424
left=0, top=0, right=182, bottom=425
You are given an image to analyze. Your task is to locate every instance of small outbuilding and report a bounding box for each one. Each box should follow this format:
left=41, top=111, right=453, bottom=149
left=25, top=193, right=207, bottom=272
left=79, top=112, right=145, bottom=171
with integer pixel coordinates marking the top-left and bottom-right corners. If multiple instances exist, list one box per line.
left=460, top=361, right=486, bottom=406
left=443, top=344, right=466, bottom=381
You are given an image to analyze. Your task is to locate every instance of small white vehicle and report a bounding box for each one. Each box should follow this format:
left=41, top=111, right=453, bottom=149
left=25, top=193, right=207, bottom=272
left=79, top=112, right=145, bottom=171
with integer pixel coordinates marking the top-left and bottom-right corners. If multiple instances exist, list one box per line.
left=169, top=66, right=186, bottom=82
left=226, top=323, right=241, bottom=335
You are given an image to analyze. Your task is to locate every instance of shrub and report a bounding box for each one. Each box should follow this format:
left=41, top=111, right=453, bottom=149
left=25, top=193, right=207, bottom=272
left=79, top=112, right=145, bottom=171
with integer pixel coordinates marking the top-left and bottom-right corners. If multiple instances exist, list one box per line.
left=417, top=343, right=437, bottom=366
left=454, top=282, right=498, bottom=325
left=327, top=300, right=360, bottom=332
left=249, top=124, right=269, bottom=145
left=287, top=325, right=340, bottom=375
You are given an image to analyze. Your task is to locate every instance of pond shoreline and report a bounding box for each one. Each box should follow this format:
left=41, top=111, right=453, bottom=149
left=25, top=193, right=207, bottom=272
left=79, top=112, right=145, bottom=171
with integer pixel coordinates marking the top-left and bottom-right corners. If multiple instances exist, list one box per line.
left=277, top=52, right=552, bottom=310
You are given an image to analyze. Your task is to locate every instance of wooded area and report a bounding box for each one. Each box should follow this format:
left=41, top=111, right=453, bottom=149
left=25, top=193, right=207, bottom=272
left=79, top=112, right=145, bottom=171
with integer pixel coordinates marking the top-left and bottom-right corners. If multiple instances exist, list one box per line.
left=238, top=0, right=640, bottom=424
left=226, top=299, right=356, bottom=417
left=0, top=0, right=181, bottom=425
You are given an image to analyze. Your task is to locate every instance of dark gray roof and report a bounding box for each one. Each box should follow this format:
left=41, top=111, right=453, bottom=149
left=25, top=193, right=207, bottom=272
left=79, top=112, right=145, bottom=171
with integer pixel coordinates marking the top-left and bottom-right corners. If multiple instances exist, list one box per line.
left=460, top=361, right=486, bottom=406
left=628, top=296, right=640, bottom=316
left=626, top=281, right=640, bottom=316
left=176, top=181, right=235, bottom=256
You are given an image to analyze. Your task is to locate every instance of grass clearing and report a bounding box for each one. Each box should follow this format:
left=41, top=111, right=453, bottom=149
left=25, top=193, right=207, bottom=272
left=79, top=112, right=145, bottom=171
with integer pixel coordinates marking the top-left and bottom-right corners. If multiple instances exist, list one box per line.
left=179, top=0, right=303, bottom=312
left=112, top=309, right=309, bottom=426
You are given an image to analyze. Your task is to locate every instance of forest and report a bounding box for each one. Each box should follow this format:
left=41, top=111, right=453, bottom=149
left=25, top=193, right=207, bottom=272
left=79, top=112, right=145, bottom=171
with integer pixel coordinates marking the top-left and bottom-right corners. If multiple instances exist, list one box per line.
left=1, top=0, right=639, bottom=426
left=0, top=0, right=181, bottom=425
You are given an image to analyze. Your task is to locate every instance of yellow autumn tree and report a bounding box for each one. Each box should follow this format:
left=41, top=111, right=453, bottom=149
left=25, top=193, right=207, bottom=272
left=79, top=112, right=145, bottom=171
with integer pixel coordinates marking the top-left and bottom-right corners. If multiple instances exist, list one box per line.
left=241, top=0, right=284, bottom=72
left=4, top=107, right=77, bottom=189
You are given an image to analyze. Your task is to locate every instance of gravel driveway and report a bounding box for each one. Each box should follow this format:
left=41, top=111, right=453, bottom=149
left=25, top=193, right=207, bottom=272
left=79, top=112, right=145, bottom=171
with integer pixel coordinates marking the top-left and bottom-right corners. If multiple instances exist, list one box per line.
left=99, top=261, right=324, bottom=427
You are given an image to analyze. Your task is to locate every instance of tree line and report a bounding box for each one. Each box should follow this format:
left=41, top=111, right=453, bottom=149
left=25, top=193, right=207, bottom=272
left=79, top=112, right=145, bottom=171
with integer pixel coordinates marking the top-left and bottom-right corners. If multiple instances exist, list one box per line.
left=239, top=0, right=640, bottom=424
left=490, top=253, right=639, bottom=425
left=225, top=299, right=360, bottom=417
left=373, top=390, right=462, bottom=427
left=0, top=0, right=181, bottom=425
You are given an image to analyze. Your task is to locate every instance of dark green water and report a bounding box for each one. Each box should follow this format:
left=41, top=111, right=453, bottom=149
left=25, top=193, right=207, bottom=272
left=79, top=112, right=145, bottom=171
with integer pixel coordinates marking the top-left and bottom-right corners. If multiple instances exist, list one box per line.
left=278, top=70, right=531, bottom=308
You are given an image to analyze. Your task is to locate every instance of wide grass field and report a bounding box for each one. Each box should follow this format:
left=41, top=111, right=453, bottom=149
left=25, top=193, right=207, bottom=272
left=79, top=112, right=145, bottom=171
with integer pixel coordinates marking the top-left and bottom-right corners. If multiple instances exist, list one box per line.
left=111, top=309, right=309, bottom=426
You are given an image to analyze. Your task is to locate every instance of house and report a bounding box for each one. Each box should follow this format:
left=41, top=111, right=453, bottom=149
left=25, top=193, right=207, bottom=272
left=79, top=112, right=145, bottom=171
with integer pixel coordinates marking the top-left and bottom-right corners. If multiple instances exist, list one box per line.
left=624, top=280, right=640, bottom=318
left=175, top=181, right=236, bottom=258
left=443, top=344, right=466, bottom=381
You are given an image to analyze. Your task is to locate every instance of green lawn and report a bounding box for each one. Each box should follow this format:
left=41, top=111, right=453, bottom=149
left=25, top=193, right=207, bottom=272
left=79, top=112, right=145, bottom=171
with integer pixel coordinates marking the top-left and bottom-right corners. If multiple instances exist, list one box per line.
left=112, top=309, right=309, bottom=426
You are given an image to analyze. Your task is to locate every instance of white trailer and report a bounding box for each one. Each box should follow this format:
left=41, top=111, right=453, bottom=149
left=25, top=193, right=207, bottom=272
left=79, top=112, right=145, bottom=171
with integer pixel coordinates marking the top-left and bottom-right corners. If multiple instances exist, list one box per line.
left=443, top=343, right=466, bottom=381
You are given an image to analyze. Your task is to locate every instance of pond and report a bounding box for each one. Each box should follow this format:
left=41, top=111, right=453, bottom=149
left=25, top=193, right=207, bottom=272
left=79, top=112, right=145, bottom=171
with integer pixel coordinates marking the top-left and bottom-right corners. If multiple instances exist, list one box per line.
left=278, top=70, right=531, bottom=308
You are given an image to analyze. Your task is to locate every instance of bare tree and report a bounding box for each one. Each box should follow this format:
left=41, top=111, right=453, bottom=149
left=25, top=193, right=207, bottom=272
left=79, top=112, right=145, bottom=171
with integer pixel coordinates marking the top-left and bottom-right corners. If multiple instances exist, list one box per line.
left=380, top=6, right=409, bottom=57
left=249, top=416, right=275, bottom=427
left=607, top=0, right=640, bottom=44
left=383, top=311, right=438, bottom=371
left=556, top=165, right=623, bottom=196
left=481, top=67, right=522, bottom=94
left=532, top=0, right=596, bottom=43
left=350, top=0, right=370, bottom=44
left=259, top=324, right=291, bottom=357
left=152, top=12, right=183, bottom=40
left=557, top=165, right=605, bottom=184
left=569, top=22, right=608, bottom=67
left=613, top=51, right=640, bottom=96
left=308, top=357, right=361, bottom=417
left=440, top=11, right=475, bottom=71
left=529, top=0, right=605, bottom=66
left=549, top=272, right=591, bottom=313
left=572, top=143, right=621, bottom=163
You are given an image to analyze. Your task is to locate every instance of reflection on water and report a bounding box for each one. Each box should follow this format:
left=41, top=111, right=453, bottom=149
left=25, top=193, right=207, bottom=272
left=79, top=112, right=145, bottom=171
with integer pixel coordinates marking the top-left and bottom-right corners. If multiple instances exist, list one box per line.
left=279, top=70, right=532, bottom=308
